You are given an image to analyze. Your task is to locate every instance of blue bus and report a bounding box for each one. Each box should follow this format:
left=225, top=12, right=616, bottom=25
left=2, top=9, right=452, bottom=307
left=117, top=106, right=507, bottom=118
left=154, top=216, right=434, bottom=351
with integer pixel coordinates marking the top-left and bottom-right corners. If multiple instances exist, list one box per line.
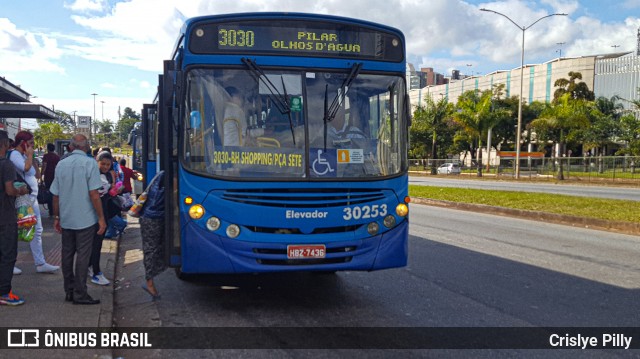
left=151, top=12, right=411, bottom=277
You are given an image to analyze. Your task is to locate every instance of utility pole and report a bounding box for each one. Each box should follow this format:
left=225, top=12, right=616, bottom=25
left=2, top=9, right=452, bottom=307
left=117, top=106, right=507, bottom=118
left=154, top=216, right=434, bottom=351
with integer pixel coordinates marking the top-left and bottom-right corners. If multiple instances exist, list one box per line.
left=91, top=93, right=98, bottom=142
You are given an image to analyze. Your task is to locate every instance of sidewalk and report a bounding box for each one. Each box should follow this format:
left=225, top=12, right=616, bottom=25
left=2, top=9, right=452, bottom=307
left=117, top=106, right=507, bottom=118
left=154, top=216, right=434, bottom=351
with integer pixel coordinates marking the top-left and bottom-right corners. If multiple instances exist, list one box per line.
left=2, top=207, right=117, bottom=359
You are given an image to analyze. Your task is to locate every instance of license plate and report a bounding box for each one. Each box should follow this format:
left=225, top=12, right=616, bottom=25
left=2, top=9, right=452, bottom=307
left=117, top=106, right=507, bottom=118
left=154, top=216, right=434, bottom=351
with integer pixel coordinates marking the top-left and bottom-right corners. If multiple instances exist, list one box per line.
left=287, top=244, right=326, bottom=259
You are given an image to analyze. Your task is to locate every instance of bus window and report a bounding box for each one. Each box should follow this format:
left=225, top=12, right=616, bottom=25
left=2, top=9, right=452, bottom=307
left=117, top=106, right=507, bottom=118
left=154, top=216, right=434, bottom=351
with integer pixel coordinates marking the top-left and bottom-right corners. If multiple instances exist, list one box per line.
left=183, top=69, right=306, bottom=179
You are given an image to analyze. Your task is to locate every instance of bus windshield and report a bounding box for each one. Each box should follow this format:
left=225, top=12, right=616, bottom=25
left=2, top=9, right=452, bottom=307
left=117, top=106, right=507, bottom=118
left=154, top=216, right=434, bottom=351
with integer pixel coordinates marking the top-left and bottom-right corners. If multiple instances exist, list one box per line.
left=183, top=68, right=407, bottom=179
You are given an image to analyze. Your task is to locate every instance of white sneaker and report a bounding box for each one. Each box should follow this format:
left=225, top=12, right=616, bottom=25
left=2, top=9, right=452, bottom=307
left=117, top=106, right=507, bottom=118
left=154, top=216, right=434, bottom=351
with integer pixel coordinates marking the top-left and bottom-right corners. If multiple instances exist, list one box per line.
left=36, top=263, right=59, bottom=273
left=91, top=272, right=110, bottom=286
left=13, top=267, right=22, bottom=275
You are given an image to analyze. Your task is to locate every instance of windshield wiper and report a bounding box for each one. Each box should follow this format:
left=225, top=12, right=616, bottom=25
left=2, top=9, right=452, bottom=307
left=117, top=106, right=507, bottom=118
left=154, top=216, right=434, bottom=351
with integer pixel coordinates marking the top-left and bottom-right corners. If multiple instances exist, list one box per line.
left=323, top=62, right=362, bottom=151
left=280, top=76, right=296, bottom=145
left=241, top=58, right=295, bottom=145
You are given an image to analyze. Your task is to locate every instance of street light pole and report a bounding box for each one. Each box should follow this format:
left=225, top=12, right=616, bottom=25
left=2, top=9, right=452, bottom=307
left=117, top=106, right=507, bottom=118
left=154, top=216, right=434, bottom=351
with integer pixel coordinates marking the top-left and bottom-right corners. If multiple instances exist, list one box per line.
left=91, top=93, right=98, bottom=142
left=480, top=8, right=567, bottom=179
left=556, top=42, right=565, bottom=58
left=101, top=100, right=105, bottom=120
left=71, top=110, right=77, bottom=131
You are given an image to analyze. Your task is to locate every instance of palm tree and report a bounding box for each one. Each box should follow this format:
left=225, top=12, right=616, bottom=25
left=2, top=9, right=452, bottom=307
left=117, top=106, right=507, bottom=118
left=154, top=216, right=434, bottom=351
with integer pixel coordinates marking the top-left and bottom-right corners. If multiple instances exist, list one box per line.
left=530, top=93, right=590, bottom=180
left=453, top=90, right=495, bottom=177
left=553, top=71, right=595, bottom=102
left=412, top=95, right=453, bottom=174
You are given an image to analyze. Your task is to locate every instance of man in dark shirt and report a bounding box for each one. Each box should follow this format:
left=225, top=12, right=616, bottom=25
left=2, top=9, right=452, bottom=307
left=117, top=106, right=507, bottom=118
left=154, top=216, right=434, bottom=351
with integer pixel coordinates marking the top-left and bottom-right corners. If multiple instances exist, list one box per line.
left=41, top=143, right=60, bottom=217
left=0, top=130, right=30, bottom=306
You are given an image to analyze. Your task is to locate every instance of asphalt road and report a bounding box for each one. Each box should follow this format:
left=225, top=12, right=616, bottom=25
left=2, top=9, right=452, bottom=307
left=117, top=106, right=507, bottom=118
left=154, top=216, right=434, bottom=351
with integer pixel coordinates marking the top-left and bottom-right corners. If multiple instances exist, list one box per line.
left=409, top=175, right=640, bottom=201
left=115, top=204, right=640, bottom=358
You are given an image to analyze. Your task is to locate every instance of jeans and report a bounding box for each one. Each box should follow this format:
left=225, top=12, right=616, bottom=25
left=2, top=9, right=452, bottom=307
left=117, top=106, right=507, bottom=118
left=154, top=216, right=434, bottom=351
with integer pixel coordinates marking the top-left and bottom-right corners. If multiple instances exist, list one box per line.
left=28, top=195, right=45, bottom=266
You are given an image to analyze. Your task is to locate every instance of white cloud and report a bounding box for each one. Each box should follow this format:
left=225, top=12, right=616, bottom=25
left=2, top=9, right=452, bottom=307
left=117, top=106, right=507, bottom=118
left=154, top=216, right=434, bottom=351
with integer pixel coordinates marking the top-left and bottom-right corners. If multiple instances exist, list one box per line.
left=64, top=0, right=106, bottom=13
left=622, top=0, right=640, bottom=9
left=4, top=0, right=640, bottom=111
left=24, top=0, right=635, bottom=77
left=0, top=18, right=65, bottom=73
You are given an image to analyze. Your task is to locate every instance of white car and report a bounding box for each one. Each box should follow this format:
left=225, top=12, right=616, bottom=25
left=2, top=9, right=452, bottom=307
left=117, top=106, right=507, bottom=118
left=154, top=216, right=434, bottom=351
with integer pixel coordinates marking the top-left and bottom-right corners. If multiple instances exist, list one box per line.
left=437, top=163, right=461, bottom=175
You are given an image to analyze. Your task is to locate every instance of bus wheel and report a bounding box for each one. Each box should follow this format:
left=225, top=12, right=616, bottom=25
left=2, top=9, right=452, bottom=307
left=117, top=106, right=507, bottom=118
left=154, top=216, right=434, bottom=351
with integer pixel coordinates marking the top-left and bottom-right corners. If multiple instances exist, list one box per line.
left=174, top=267, right=195, bottom=281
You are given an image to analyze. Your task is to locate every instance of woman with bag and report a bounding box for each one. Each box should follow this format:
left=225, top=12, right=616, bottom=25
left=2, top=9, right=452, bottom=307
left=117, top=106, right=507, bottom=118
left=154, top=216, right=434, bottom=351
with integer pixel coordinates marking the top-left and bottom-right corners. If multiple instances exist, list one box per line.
left=8, top=131, right=59, bottom=275
left=138, top=171, right=166, bottom=299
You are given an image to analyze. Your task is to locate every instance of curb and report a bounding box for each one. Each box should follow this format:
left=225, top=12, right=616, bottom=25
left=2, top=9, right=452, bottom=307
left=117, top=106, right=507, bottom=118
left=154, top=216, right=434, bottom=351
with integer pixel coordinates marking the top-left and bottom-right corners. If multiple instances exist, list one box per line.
left=411, top=197, right=640, bottom=236
left=98, top=238, right=118, bottom=329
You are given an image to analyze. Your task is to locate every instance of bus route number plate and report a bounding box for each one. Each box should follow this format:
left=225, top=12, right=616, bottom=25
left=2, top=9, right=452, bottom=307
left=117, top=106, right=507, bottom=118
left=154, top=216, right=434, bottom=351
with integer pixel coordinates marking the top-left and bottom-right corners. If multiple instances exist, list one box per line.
left=287, top=244, right=326, bottom=259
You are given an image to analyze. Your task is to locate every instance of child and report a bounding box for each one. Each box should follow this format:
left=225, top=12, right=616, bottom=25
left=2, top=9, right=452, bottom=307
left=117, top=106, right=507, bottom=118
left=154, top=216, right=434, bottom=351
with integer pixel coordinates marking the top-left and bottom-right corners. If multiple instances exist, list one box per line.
left=89, top=151, right=119, bottom=285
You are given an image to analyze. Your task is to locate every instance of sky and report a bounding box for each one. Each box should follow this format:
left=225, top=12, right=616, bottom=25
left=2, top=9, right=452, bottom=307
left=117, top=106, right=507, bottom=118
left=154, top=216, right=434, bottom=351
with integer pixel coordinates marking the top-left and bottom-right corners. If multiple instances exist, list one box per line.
left=1, top=0, right=639, bottom=128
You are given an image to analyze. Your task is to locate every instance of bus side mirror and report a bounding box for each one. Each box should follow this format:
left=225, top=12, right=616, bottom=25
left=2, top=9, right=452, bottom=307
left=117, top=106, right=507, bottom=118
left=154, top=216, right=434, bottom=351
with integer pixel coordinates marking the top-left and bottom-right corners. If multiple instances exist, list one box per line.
left=190, top=111, right=201, bottom=129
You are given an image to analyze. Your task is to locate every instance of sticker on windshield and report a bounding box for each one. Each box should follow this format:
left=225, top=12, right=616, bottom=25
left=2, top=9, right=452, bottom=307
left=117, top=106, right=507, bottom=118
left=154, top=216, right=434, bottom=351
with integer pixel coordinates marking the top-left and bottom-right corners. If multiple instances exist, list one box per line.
left=310, top=148, right=337, bottom=177
left=337, top=149, right=364, bottom=164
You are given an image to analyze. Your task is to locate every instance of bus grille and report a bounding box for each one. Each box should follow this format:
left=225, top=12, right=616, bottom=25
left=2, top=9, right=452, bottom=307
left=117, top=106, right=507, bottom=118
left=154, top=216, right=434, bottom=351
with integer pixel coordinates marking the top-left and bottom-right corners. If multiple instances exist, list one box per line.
left=221, top=188, right=385, bottom=208
left=254, top=245, right=356, bottom=266
left=247, top=224, right=362, bottom=234
left=257, top=257, right=353, bottom=266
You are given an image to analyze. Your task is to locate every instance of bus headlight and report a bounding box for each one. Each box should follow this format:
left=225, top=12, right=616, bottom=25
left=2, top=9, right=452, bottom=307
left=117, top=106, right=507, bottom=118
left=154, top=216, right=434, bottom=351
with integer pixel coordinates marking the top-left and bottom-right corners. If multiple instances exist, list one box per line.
left=226, top=224, right=240, bottom=238
left=367, top=222, right=380, bottom=235
left=383, top=215, right=396, bottom=228
left=396, top=203, right=409, bottom=217
left=206, top=216, right=221, bottom=231
left=188, top=204, right=204, bottom=219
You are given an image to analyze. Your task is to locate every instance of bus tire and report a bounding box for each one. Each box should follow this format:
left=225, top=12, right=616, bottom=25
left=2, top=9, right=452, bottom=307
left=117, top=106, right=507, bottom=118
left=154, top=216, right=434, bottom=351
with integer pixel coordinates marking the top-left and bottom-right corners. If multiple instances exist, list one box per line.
left=174, top=267, right=195, bottom=281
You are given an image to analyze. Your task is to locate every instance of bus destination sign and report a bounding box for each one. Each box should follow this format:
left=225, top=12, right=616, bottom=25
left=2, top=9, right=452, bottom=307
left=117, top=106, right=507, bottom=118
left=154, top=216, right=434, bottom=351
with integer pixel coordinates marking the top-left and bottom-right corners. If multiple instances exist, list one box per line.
left=189, top=20, right=404, bottom=62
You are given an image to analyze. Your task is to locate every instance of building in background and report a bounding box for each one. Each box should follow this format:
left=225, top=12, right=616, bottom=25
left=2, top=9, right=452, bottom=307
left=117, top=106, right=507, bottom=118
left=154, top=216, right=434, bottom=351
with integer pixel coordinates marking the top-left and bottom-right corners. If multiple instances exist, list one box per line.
left=409, top=51, right=640, bottom=116
left=594, top=52, right=640, bottom=117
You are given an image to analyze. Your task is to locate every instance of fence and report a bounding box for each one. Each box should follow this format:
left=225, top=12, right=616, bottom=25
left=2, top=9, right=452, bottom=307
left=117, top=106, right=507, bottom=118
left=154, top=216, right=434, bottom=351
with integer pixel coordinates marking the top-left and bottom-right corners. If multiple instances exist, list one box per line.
left=409, top=156, right=640, bottom=185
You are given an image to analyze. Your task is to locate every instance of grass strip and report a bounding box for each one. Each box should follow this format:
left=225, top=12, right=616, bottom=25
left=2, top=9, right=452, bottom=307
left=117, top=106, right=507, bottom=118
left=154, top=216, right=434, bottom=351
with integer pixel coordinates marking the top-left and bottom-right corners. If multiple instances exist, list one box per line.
left=409, top=185, right=640, bottom=224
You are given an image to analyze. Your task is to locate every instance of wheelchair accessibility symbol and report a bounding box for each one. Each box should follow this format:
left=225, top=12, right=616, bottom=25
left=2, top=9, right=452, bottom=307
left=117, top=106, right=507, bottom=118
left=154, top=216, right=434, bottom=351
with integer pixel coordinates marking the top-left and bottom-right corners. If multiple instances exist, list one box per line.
left=310, top=149, right=337, bottom=177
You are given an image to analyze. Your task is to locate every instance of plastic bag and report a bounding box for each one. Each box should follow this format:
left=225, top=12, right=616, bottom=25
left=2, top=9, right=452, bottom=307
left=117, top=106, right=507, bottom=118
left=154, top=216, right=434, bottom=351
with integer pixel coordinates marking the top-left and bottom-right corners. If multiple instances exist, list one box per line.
left=16, top=194, right=37, bottom=242
left=121, top=193, right=134, bottom=210
left=127, top=192, right=147, bottom=218
left=18, top=226, right=35, bottom=242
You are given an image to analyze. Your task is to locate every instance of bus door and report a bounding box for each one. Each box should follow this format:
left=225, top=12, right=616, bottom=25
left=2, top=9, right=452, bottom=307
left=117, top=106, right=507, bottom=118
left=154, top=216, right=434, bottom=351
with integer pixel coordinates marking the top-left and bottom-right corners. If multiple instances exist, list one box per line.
left=128, top=121, right=144, bottom=194
left=142, top=103, right=158, bottom=187
left=159, top=60, right=182, bottom=267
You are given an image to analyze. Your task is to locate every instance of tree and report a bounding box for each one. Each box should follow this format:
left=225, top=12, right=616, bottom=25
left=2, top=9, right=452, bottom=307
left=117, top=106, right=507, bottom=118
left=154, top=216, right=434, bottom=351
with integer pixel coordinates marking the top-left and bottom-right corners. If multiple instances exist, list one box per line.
left=530, top=93, right=590, bottom=180
left=411, top=95, right=454, bottom=173
left=115, top=107, right=141, bottom=147
left=618, top=113, right=640, bottom=156
left=453, top=90, right=497, bottom=176
left=580, top=96, right=623, bottom=157
left=33, top=123, right=66, bottom=149
left=553, top=71, right=595, bottom=102
left=37, top=110, right=76, bottom=133
left=122, top=107, right=141, bottom=121
left=617, top=94, right=640, bottom=156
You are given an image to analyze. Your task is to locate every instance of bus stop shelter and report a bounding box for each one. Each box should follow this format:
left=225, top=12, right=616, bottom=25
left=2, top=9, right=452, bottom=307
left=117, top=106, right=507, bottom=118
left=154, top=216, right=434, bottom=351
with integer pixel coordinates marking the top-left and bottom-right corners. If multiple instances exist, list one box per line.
left=0, top=76, right=56, bottom=119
